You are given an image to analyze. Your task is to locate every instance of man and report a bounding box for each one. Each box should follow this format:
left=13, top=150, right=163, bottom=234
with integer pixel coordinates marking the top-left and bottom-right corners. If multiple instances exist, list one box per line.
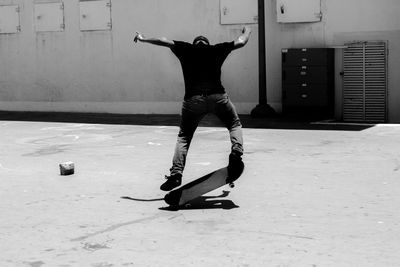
left=134, top=27, right=251, bottom=191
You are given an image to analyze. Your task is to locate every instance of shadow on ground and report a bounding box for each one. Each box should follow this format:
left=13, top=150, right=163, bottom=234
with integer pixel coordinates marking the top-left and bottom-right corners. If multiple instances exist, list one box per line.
left=121, top=191, right=239, bottom=211
left=0, top=111, right=375, bottom=131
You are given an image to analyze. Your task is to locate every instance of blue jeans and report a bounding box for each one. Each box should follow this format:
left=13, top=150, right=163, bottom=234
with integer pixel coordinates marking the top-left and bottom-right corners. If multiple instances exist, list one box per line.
left=170, top=93, right=243, bottom=175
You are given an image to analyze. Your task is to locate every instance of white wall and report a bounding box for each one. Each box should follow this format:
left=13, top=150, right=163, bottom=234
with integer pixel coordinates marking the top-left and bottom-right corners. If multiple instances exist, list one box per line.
left=1, top=0, right=400, bottom=122
left=0, top=0, right=259, bottom=114
left=265, top=0, right=400, bottom=122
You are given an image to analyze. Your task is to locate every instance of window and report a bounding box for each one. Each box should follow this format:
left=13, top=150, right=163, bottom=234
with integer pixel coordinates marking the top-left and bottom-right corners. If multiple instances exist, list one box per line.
left=80, top=0, right=112, bottom=31
left=276, top=0, right=322, bottom=23
left=0, top=5, right=20, bottom=34
left=220, top=0, right=258, bottom=25
left=34, top=2, right=65, bottom=32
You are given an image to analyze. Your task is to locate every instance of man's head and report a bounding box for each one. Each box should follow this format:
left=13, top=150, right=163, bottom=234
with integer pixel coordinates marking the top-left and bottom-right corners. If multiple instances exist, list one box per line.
left=193, top=36, right=210, bottom=46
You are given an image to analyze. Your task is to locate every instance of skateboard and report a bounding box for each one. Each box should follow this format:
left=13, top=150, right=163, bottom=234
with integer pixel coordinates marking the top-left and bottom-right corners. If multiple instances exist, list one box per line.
left=164, top=164, right=244, bottom=207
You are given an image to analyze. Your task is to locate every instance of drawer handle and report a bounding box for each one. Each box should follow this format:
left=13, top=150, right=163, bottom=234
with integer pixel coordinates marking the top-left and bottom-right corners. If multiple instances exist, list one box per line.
left=300, top=71, right=307, bottom=75
left=301, top=94, right=308, bottom=99
left=302, top=58, right=308, bottom=62
left=301, top=83, right=307, bottom=87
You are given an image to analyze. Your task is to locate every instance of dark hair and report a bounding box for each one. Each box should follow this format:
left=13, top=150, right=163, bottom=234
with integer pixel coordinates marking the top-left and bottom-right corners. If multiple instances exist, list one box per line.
left=193, top=36, right=209, bottom=45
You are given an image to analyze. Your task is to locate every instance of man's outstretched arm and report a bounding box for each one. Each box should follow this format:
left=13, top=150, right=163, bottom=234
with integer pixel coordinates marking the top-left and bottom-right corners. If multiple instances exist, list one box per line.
left=233, top=27, right=252, bottom=49
left=134, top=32, right=174, bottom=48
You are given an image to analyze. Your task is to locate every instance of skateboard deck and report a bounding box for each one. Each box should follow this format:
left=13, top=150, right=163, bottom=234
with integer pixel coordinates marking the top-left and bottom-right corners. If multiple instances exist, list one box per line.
left=164, top=165, right=243, bottom=207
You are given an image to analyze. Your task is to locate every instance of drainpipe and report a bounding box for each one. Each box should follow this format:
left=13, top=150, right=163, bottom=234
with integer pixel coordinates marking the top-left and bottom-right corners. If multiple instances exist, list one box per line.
left=251, top=0, right=276, bottom=118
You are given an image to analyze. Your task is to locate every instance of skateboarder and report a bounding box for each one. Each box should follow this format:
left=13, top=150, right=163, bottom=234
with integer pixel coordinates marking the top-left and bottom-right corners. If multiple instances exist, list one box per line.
left=134, top=27, right=251, bottom=191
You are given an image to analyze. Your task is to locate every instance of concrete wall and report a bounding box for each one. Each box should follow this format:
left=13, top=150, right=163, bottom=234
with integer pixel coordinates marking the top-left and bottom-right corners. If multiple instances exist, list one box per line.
left=0, top=0, right=259, bottom=114
left=1, top=0, right=400, bottom=122
left=265, top=0, right=400, bottom=122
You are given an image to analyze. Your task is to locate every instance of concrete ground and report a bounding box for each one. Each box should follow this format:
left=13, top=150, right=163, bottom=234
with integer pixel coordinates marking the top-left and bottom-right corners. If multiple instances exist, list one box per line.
left=0, top=113, right=399, bottom=267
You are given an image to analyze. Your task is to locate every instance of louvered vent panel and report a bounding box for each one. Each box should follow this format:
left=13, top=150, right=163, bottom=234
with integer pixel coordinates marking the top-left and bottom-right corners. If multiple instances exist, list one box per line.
left=343, top=44, right=364, bottom=121
left=365, top=43, right=387, bottom=122
left=343, top=42, right=387, bottom=122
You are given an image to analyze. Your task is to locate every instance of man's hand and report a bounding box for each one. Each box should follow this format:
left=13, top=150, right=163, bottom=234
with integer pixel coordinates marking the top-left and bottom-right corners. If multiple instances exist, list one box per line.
left=234, top=26, right=252, bottom=49
left=134, top=31, right=145, bottom=43
left=242, top=26, right=251, bottom=34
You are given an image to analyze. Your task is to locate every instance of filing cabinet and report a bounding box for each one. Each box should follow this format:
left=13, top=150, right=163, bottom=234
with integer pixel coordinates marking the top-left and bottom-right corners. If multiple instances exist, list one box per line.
left=282, top=48, right=334, bottom=117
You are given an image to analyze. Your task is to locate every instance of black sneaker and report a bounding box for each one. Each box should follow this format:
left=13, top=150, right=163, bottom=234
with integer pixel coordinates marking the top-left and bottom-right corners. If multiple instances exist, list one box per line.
left=227, top=153, right=244, bottom=183
left=160, top=173, right=182, bottom=191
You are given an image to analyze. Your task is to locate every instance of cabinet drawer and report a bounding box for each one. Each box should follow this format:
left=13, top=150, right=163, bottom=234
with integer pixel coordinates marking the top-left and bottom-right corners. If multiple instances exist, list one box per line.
left=282, top=48, right=334, bottom=66
left=283, top=66, right=331, bottom=83
left=283, top=84, right=330, bottom=107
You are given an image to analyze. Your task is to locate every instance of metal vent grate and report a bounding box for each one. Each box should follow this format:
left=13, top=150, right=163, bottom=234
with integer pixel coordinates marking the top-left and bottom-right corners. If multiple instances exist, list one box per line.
left=343, top=41, right=387, bottom=122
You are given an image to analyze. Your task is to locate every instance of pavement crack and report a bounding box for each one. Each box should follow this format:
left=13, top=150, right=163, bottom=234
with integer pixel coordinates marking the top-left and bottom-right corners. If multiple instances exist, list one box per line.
left=238, top=230, right=315, bottom=240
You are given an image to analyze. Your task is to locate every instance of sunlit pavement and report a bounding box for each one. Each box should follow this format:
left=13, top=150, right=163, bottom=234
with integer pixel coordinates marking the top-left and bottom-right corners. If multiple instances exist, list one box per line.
left=1, top=117, right=399, bottom=266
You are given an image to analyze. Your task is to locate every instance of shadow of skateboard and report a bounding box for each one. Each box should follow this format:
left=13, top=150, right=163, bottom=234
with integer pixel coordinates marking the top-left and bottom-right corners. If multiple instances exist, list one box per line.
left=164, top=164, right=244, bottom=207
left=160, top=190, right=239, bottom=211
left=121, top=190, right=239, bottom=211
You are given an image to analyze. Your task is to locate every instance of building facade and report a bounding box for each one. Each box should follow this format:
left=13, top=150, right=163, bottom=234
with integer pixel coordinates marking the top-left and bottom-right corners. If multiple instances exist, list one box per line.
left=0, top=0, right=399, bottom=122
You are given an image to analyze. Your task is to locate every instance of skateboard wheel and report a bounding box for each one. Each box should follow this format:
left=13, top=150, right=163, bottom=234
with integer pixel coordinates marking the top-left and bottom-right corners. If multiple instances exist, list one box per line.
left=164, top=191, right=180, bottom=207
